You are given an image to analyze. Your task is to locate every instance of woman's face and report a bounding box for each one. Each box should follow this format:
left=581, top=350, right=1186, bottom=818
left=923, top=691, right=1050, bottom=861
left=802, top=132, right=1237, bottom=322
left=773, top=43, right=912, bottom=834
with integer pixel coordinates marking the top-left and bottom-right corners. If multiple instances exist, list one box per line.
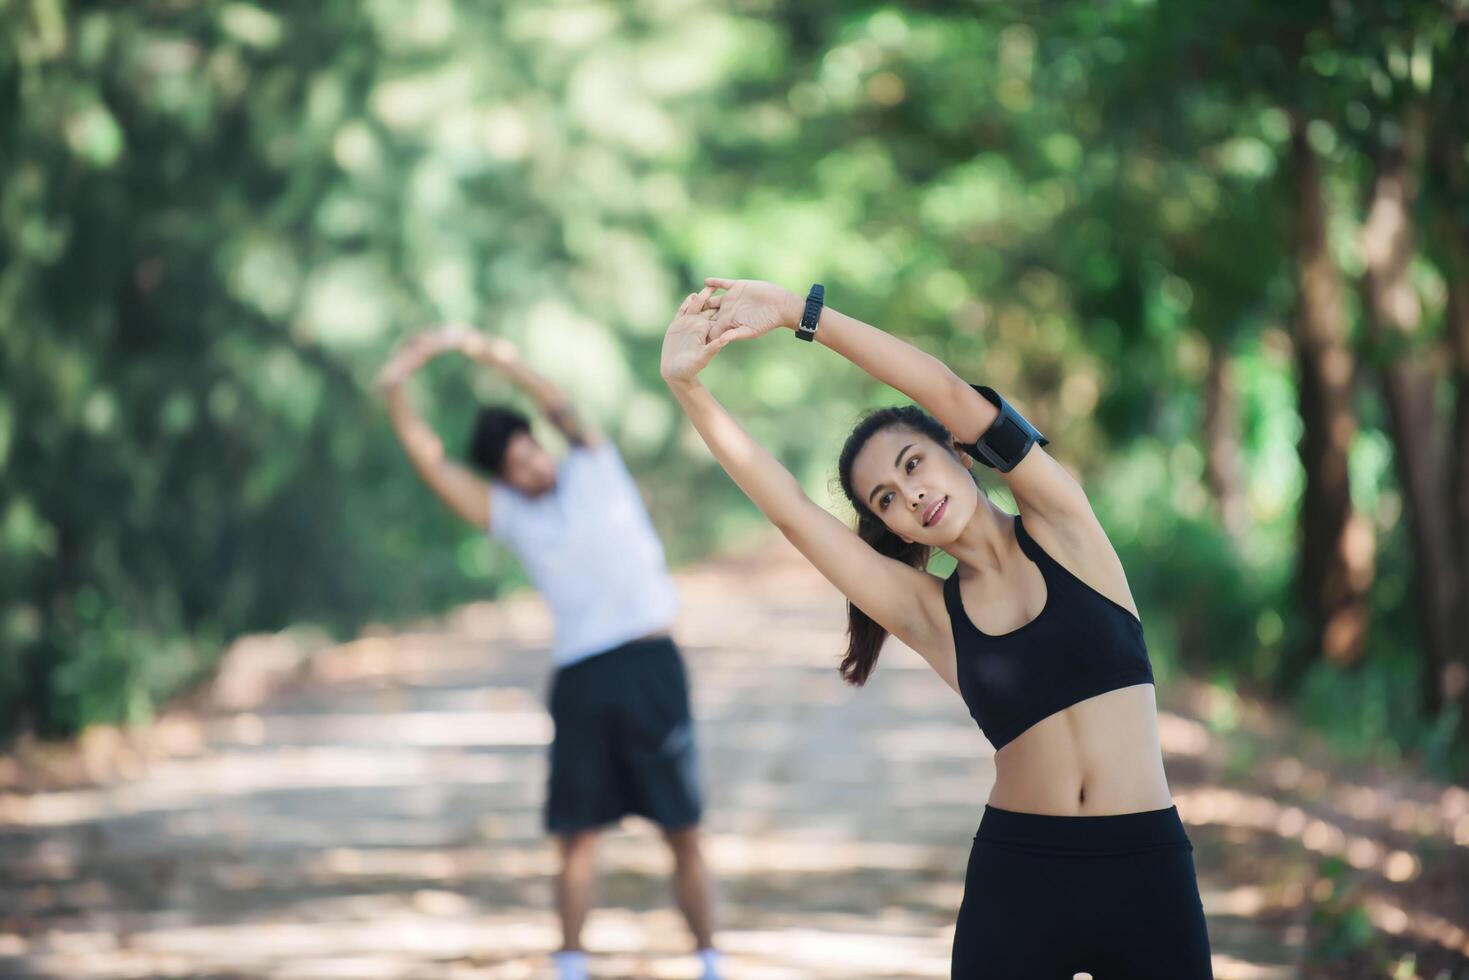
left=850, top=427, right=978, bottom=545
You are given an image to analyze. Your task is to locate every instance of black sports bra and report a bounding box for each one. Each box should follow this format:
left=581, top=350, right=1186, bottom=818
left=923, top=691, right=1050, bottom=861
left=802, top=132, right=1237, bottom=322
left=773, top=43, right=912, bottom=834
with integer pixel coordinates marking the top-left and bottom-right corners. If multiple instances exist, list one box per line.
left=942, top=513, right=1154, bottom=750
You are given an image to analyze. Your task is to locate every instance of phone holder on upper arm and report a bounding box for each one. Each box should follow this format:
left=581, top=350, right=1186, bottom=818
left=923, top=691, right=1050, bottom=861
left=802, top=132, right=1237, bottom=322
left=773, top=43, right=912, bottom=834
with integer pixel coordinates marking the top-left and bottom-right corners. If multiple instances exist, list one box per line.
left=955, top=384, right=1050, bottom=473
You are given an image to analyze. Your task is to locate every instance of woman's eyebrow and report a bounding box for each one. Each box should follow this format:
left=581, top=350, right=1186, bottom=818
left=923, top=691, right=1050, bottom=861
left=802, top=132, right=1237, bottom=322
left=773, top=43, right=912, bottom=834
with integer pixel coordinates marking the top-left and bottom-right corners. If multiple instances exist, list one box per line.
left=867, top=443, right=915, bottom=505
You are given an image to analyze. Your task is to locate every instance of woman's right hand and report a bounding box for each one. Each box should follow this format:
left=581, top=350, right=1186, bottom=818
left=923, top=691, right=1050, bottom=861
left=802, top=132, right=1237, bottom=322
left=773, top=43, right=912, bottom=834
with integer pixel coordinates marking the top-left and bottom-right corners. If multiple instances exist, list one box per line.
left=661, top=287, right=735, bottom=385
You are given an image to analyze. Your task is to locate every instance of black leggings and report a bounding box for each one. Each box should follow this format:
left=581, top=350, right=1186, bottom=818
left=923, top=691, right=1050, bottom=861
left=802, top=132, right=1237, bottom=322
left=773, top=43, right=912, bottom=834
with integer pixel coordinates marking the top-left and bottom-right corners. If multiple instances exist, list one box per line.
left=951, top=804, right=1213, bottom=979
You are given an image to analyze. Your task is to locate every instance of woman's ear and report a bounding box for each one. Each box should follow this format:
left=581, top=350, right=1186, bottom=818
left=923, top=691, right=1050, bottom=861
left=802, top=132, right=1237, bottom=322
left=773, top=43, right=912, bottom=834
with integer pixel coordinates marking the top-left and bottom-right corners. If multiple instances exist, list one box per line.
left=952, top=438, right=974, bottom=469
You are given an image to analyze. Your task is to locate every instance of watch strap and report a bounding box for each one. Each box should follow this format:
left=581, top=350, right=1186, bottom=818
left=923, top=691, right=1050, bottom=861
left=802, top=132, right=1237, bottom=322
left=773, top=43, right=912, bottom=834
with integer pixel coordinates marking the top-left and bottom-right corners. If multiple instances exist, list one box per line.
left=795, top=283, right=824, bottom=341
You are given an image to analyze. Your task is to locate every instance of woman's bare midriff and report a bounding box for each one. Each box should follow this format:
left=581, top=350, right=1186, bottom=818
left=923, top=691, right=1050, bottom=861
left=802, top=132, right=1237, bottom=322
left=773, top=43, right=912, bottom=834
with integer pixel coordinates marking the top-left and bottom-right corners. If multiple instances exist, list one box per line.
left=986, top=683, right=1174, bottom=816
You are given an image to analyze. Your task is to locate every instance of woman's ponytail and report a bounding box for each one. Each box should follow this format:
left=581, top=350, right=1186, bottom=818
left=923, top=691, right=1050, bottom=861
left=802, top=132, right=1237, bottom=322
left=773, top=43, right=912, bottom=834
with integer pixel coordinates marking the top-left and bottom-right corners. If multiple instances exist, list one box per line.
left=839, top=509, right=931, bottom=685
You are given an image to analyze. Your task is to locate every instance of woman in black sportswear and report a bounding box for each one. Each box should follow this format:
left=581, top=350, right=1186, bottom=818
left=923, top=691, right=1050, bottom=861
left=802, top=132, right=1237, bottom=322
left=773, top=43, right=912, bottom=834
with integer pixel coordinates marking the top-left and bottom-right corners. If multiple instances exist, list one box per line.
left=660, top=280, right=1213, bottom=979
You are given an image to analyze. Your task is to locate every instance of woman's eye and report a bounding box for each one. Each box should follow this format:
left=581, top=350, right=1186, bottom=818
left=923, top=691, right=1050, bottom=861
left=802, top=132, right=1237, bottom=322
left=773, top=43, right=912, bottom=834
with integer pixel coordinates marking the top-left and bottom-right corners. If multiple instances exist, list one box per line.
left=880, top=492, right=893, bottom=510
left=907, top=456, right=919, bottom=471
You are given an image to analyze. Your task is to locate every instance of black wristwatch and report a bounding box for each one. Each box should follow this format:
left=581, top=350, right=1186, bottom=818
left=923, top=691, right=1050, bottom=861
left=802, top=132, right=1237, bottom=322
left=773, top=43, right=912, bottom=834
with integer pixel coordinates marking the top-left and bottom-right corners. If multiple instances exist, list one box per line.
left=795, top=283, right=824, bottom=341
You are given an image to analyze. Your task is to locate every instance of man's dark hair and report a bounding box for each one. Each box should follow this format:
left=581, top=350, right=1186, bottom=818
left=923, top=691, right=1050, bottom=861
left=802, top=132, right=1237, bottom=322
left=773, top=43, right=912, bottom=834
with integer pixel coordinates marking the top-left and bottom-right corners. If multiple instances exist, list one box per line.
left=466, top=406, right=531, bottom=476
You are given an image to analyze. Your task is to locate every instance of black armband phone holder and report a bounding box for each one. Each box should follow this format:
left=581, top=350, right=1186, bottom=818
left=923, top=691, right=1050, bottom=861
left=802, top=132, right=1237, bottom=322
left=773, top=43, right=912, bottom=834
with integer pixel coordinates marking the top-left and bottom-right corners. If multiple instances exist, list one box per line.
left=955, top=384, right=1049, bottom=473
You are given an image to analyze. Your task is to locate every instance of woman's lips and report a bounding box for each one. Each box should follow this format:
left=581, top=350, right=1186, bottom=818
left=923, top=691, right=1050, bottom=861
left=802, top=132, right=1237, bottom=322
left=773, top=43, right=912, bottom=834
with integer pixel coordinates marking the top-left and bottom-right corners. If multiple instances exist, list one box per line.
left=923, top=496, right=948, bottom=527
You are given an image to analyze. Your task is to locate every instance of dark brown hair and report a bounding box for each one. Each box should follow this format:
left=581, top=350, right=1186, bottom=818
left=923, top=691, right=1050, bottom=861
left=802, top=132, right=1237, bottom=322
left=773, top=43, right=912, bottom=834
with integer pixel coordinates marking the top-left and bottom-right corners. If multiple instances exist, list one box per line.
left=466, top=406, right=531, bottom=476
left=835, top=405, right=960, bottom=686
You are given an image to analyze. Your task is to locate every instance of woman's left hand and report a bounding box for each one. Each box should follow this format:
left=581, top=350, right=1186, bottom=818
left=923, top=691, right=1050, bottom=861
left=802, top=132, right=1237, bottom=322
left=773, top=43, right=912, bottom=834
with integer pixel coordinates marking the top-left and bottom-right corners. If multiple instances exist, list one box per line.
left=703, top=277, right=803, bottom=344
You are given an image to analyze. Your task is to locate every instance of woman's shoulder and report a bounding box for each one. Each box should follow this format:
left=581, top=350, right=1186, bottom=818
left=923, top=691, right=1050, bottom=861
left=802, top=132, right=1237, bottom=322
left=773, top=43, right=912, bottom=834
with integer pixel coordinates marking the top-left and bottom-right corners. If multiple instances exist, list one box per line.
left=1015, top=507, right=1141, bottom=622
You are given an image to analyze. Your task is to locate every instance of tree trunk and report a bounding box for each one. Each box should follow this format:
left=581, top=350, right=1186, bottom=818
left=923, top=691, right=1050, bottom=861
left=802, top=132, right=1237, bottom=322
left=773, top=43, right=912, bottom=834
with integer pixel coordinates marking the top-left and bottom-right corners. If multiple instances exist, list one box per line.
left=1284, top=116, right=1375, bottom=683
left=1360, top=112, right=1456, bottom=717
left=1441, top=237, right=1469, bottom=739
left=1203, top=337, right=1248, bottom=540
left=1430, top=61, right=1469, bottom=741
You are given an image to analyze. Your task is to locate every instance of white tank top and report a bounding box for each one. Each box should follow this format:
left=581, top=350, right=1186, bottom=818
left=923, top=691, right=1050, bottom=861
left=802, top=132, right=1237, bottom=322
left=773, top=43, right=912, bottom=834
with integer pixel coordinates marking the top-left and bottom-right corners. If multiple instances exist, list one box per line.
left=487, top=441, right=680, bottom=667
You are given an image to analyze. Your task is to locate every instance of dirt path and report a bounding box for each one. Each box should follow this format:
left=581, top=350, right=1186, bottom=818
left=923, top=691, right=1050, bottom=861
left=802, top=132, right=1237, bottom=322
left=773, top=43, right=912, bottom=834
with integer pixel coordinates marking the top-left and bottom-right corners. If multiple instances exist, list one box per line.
left=1, top=537, right=1462, bottom=978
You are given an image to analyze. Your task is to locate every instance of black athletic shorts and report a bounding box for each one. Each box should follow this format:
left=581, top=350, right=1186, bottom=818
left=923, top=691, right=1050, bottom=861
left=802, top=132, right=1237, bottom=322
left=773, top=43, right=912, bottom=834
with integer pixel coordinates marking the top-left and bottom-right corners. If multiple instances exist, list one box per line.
left=951, top=804, right=1214, bottom=978
left=544, top=634, right=702, bottom=835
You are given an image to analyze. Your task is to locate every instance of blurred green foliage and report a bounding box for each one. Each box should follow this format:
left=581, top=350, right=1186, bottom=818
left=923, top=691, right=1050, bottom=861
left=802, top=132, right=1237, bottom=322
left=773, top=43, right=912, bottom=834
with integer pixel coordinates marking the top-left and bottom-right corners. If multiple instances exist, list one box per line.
left=1, top=1, right=1464, bottom=781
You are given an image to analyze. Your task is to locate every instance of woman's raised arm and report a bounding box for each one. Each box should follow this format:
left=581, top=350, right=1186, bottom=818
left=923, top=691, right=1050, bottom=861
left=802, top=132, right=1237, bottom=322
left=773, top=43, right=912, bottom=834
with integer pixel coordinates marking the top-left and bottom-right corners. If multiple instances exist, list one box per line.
left=704, top=278, right=1093, bottom=531
left=661, top=290, right=954, bottom=688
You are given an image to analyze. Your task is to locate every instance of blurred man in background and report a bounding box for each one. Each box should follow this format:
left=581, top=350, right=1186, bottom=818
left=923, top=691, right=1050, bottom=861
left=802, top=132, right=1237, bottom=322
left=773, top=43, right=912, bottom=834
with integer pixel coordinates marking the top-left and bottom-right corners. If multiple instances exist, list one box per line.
left=377, top=325, right=721, bottom=980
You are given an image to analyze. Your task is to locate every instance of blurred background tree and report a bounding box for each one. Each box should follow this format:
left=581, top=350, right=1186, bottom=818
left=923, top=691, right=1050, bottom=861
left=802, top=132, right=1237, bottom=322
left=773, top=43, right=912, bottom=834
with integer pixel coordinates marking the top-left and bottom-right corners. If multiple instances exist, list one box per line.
left=1, top=0, right=1465, bottom=781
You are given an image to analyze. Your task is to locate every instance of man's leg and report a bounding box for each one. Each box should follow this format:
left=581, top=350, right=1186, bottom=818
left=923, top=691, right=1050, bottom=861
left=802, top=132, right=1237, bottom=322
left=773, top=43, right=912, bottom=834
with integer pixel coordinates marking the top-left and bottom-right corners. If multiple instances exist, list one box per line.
left=555, top=829, right=600, bottom=951
left=663, top=825, right=715, bottom=949
left=616, top=638, right=719, bottom=973
left=545, top=653, right=622, bottom=979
